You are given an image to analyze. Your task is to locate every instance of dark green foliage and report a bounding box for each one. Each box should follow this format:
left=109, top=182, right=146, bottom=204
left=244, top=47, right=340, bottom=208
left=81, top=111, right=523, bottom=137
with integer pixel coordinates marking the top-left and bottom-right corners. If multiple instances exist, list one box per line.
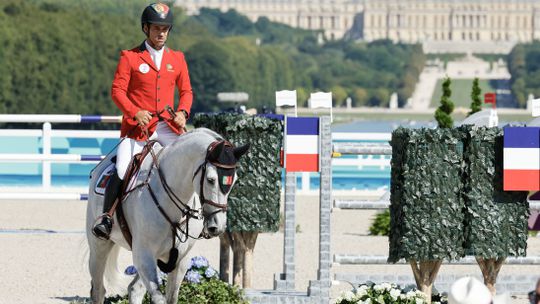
left=460, top=126, right=529, bottom=258
left=369, top=210, right=390, bottom=236
left=435, top=77, right=454, bottom=128
left=177, top=279, right=249, bottom=304
left=0, top=1, right=425, bottom=118
left=389, top=127, right=465, bottom=263
left=193, top=113, right=282, bottom=232
left=389, top=126, right=530, bottom=264
left=102, top=278, right=247, bottom=304
left=468, top=78, right=482, bottom=116
left=508, top=42, right=540, bottom=108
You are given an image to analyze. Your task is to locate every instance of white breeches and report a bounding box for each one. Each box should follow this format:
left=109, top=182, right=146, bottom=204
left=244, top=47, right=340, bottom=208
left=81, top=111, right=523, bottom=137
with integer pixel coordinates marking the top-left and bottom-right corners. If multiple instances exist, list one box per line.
left=116, top=122, right=179, bottom=179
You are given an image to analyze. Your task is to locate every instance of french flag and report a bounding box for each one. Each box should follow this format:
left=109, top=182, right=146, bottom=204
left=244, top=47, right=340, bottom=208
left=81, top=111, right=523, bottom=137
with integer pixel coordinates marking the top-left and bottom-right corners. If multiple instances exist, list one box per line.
left=285, top=117, right=319, bottom=172
left=504, top=126, right=540, bottom=190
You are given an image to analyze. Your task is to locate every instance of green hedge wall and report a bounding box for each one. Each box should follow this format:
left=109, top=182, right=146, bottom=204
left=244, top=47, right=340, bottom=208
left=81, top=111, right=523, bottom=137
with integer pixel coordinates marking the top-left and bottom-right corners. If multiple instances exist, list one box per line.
left=389, top=126, right=529, bottom=263
left=193, top=113, right=283, bottom=232
left=389, top=128, right=466, bottom=263
left=461, top=126, right=529, bottom=258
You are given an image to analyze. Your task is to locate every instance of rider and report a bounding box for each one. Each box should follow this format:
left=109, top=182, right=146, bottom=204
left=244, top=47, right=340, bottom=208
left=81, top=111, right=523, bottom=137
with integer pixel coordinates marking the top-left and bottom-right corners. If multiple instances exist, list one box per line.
left=92, top=2, right=193, bottom=239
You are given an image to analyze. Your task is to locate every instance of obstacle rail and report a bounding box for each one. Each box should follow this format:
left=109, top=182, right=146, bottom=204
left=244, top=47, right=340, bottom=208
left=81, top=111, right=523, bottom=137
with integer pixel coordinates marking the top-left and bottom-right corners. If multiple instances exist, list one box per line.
left=0, top=114, right=121, bottom=190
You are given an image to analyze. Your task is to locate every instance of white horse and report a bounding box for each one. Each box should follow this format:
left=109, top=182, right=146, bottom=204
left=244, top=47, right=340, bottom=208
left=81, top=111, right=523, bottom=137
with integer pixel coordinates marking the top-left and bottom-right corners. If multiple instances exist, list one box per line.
left=86, top=128, right=249, bottom=304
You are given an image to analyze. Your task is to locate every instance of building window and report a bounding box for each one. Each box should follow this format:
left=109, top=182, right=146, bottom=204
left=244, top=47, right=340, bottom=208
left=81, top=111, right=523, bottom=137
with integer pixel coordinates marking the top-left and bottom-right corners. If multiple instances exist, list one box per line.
left=462, top=32, right=466, bottom=40
left=331, top=16, right=336, bottom=29
left=476, top=32, right=480, bottom=40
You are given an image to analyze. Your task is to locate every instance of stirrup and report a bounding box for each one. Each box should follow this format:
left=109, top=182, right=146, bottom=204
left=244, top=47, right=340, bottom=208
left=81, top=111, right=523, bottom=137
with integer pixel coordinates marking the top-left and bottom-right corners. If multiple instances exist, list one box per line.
left=92, top=214, right=113, bottom=240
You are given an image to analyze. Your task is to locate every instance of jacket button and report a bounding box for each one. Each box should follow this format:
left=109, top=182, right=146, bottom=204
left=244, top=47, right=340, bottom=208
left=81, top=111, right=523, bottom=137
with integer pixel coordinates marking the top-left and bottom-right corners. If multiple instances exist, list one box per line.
left=157, top=87, right=160, bottom=90
left=157, top=75, right=161, bottom=79
left=157, top=98, right=160, bottom=102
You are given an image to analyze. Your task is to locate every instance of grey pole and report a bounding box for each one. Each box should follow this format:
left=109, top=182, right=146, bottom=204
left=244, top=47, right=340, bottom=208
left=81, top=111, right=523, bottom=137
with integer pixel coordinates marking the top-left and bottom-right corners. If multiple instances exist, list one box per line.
left=274, top=171, right=297, bottom=291
left=308, top=116, right=332, bottom=303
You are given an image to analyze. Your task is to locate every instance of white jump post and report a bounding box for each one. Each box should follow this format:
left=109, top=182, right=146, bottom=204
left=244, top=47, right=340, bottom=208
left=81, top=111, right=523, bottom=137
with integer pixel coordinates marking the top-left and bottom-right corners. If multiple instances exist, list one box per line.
left=274, top=90, right=298, bottom=291
left=42, top=122, right=51, bottom=189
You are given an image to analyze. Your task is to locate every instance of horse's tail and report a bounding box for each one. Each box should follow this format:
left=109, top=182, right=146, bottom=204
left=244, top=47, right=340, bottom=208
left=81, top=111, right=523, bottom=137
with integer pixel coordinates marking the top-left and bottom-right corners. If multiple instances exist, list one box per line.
left=103, top=244, right=129, bottom=296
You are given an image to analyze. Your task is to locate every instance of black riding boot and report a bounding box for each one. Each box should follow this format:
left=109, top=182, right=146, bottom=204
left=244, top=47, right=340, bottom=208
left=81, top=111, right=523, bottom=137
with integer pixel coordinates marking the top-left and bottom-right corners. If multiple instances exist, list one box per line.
left=92, top=171, right=123, bottom=240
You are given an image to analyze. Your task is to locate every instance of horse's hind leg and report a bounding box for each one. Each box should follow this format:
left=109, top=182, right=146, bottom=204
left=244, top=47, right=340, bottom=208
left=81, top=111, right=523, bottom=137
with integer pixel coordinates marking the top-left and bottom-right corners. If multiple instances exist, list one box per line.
left=128, top=274, right=146, bottom=304
left=89, top=240, right=114, bottom=304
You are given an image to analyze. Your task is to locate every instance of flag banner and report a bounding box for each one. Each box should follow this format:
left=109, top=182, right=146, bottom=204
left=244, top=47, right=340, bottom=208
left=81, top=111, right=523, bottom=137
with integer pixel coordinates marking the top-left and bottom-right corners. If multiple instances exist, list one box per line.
left=276, top=90, right=297, bottom=107
left=285, top=117, right=319, bottom=172
left=504, top=126, right=540, bottom=190
left=309, top=92, right=332, bottom=109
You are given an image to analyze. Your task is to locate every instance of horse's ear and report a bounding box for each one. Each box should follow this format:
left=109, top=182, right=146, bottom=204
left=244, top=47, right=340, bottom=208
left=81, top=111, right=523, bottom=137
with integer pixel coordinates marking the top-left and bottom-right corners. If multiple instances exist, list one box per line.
left=233, top=143, right=250, bottom=160
left=208, top=141, right=225, bottom=160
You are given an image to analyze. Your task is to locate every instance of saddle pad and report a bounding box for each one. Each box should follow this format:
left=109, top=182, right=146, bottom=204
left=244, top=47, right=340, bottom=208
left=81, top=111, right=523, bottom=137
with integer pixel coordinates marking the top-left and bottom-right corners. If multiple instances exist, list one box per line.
left=94, top=142, right=163, bottom=195
left=94, top=163, right=115, bottom=195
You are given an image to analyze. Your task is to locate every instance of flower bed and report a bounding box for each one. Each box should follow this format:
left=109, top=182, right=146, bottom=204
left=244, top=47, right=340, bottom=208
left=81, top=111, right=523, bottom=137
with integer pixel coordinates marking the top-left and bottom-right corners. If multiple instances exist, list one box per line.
left=336, top=282, right=448, bottom=304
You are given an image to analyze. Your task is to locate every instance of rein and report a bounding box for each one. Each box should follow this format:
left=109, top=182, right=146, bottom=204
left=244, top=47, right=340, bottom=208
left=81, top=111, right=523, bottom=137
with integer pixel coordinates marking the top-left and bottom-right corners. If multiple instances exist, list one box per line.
left=127, top=138, right=233, bottom=244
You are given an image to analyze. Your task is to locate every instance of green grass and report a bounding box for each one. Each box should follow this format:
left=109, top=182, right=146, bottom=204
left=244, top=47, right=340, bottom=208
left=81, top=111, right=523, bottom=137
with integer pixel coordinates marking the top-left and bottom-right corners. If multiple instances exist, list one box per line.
left=431, top=79, right=498, bottom=108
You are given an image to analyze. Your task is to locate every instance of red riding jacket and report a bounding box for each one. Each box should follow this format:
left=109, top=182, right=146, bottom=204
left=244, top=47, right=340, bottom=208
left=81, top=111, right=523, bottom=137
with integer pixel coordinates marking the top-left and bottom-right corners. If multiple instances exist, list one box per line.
left=111, top=42, right=193, bottom=141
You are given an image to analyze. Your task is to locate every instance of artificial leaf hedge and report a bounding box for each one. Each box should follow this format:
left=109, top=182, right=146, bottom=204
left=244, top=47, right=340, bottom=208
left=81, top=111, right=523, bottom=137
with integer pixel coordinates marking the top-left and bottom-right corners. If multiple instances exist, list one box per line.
left=389, top=126, right=528, bottom=263
left=461, top=126, right=529, bottom=258
left=193, top=113, right=283, bottom=232
left=389, top=127, right=466, bottom=263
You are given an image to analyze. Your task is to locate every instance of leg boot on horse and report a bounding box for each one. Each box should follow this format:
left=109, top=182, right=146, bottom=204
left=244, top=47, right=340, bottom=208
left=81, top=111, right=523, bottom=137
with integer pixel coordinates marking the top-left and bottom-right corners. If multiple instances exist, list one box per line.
left=92, top=171, right=122, bottom=240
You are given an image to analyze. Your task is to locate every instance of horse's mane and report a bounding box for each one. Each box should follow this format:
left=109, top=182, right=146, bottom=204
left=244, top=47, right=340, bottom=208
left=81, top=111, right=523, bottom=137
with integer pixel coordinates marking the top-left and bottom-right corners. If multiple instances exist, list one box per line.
left=163, top=128, right=224, bottom=155
left=185, top=128, right=223, bottom=141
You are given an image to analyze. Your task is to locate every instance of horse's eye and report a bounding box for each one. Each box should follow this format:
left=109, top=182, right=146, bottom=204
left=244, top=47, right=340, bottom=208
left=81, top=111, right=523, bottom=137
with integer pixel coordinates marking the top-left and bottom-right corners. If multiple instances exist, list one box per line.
left=207, top=177, right=215, bottom=184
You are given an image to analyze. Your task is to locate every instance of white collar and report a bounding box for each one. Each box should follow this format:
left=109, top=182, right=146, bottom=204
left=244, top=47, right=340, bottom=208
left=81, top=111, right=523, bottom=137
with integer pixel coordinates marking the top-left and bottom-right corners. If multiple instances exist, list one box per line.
left=145, top=40, right=164, bottom=56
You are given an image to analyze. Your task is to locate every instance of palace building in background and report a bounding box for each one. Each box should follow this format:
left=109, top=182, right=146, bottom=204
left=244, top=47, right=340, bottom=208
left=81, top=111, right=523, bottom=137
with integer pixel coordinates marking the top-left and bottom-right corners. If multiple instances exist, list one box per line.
left=176, top=0, right=540, bottom=53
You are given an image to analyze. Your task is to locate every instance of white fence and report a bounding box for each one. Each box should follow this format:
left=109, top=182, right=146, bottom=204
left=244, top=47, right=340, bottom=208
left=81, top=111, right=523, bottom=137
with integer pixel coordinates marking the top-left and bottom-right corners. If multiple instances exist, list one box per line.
left=0, top=114, right=392, bottom=199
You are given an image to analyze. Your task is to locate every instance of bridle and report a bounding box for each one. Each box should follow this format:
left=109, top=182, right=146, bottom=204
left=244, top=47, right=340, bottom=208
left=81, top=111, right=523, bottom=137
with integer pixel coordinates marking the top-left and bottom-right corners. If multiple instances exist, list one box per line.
left=192, top=140, right=237, bottom=212
left=127, top=138, right=236, bottom=243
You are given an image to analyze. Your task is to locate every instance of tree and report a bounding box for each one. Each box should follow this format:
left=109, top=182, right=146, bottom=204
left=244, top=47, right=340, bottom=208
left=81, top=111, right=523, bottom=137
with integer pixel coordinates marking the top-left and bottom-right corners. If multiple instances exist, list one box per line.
left=185, top=40, right=235, bottom=113
left=331, top=85, right=348, bottom=107
left=468, top=77, right=482, bottom=116
left=353, top=87, right=369, bottom=106
left=435, top=77, right=454, bottom=128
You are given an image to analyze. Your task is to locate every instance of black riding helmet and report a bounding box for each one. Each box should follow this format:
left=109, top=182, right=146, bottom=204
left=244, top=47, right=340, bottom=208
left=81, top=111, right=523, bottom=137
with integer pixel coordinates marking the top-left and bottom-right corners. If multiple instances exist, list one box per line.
left=141, top=3, right=173, bottom=33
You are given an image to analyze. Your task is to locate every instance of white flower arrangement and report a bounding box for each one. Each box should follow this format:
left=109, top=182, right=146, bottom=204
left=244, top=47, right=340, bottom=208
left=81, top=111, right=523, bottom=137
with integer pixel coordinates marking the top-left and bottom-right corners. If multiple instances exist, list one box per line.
left=335, top=282, right=448, bottom=304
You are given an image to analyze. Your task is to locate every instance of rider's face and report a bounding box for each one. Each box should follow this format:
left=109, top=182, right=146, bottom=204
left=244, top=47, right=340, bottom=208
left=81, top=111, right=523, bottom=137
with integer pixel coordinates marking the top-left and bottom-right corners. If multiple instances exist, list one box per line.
left=144, top=24, right=170, bottom=50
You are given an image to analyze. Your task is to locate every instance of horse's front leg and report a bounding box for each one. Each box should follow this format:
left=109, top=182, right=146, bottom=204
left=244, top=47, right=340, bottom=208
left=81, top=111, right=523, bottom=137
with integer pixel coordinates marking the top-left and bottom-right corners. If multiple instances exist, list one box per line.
left=127, top=274, right=145, bottom=304
left=133, top=249, right=166, bottom=304
left=165, top=253, right=190, bottom=304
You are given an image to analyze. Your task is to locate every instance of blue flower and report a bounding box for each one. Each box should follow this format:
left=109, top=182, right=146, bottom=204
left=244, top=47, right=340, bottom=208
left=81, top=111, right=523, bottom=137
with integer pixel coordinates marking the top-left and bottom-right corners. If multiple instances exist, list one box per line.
left=124, top=265, right=137, bottom=275
left=204, top=267, right=217, bottom=278
left=185, top=270, right=201, bottom=283
left=190, top=256, right=209, bottom=269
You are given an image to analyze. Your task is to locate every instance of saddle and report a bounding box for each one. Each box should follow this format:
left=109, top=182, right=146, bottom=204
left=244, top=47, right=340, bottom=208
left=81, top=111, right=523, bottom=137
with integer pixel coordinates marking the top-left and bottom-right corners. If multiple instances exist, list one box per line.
left=95, top=140, right=162, bottom=248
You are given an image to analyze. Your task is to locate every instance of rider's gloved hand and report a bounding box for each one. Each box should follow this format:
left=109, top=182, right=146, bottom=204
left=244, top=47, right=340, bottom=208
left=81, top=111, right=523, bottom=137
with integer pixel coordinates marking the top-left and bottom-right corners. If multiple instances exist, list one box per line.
left=134, top=110, right=153, bottom=127
left=173, top=111, right=187, bottom=129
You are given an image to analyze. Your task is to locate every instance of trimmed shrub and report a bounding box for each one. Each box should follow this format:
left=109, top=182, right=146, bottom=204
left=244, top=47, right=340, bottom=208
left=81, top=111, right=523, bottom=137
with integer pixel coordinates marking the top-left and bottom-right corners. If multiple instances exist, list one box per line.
left=193, top=113, right=283, bottom=232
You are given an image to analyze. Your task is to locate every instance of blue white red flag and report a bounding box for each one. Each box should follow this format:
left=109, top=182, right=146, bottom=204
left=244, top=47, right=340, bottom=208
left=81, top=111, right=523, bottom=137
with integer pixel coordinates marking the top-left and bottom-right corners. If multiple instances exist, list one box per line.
left=285, top=117, right=319, bottom=172
left=504, top=127, right=540, bottom=190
